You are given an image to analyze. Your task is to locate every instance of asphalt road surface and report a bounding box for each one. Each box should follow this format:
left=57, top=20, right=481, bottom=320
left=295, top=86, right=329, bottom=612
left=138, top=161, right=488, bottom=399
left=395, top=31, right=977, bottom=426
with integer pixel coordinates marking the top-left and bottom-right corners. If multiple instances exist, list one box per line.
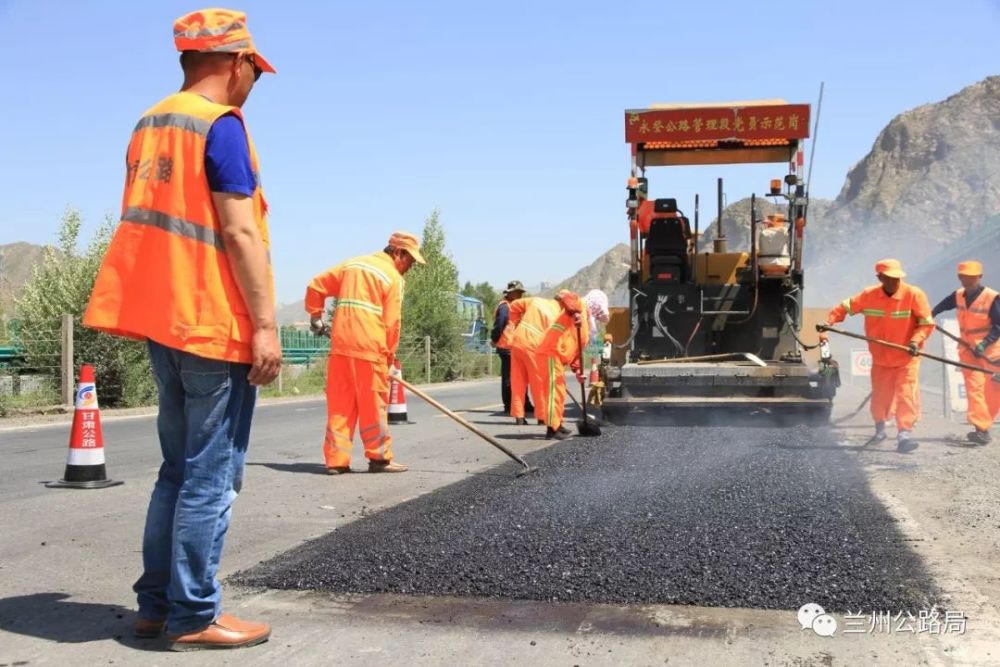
left=236, top=423, right=938, bottom=611
left=0, top=378, right=977, bottom=665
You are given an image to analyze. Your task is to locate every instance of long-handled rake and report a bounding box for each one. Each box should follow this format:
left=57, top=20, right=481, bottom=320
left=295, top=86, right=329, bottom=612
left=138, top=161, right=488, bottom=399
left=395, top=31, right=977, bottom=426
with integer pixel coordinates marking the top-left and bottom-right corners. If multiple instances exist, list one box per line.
left=397, top=377, right=539, bottom=477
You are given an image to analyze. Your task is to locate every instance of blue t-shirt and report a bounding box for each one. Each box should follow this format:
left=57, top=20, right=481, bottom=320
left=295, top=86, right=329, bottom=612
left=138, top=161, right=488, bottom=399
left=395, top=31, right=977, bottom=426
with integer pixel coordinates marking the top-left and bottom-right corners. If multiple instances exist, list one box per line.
left=204, top=113, right=256, bottom=196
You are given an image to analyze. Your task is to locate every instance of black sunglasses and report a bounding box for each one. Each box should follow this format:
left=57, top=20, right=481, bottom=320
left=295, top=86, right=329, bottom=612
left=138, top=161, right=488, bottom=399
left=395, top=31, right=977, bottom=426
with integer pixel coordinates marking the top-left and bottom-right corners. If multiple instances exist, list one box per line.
left=246, top=54, right=263, bottom=82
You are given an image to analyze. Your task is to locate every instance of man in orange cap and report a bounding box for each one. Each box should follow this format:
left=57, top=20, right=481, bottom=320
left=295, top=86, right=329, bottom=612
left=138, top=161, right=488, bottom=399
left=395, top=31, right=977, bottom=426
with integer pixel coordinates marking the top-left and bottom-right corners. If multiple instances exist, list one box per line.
left=305, top=232, right=426, bottom=475
left=818, top=259, right=934, bottom=452
left=84, top=8, right=276, bottom=650
left=931, top=260, right=1000, bottom=444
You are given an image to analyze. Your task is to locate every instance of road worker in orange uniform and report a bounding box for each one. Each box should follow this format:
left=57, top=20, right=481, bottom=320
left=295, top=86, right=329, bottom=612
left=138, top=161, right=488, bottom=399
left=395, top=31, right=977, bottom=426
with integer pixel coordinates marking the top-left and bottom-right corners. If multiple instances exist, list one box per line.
left=538, top=289, right=610, bottom=440
left=506, top=296, right=560, bottom=426
left=931, top=261, right=1000, bottom=445
left=305, top=232, right=425, bottom=474
left=819, top=259, right=934, bottom=452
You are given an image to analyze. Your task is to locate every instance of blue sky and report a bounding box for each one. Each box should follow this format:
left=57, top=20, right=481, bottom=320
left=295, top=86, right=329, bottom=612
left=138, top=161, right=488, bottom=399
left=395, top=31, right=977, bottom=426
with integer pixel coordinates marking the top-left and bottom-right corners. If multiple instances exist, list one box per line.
left=0, top=0, right=997, bottom=304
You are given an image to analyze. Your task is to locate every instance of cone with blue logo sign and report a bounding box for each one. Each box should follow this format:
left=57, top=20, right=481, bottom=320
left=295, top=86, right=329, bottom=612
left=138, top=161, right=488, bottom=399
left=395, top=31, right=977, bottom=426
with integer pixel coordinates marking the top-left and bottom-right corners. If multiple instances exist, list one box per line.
left=46, top=364, right=123, bottom=489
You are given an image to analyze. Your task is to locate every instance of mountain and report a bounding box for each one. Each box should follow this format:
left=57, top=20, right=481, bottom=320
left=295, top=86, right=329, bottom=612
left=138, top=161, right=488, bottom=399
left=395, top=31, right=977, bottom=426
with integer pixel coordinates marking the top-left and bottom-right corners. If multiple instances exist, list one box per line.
left=541, top=243, right=631, bottom=306
left=0, top=242, right=49, bottom=312
left=699, top=196, right=833, bottom=251
left=277, top=300, right=308, bottom=326
left=806, top=75, right=1000, bottom=302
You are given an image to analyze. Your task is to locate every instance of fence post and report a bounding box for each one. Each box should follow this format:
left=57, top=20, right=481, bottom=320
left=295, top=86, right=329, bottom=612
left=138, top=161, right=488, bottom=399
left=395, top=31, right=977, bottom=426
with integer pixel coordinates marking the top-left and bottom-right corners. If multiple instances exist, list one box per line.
left=277, top=365, right=284, bottom=394
left=424, top=335, right=431, bottom=384
left=61, top=314, right=74, bottom=406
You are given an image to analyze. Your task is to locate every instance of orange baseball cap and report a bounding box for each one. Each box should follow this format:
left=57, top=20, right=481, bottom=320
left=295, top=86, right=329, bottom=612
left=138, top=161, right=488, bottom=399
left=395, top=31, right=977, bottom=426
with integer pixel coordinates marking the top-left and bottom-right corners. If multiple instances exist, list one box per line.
left=173, top=8, right=276, bottom=74
left=875, top=258, right=906, bottom=278
left=387, top=231, right=426, bottom=264
left=958, top=260, right=983, bottom=276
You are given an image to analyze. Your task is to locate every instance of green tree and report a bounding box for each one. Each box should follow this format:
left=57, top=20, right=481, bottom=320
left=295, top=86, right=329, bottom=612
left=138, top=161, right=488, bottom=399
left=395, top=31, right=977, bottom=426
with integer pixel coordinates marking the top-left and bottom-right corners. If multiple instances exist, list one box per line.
left=14, top=208, right=157, bottom=407
left=400, top=210, right=464, bottom=381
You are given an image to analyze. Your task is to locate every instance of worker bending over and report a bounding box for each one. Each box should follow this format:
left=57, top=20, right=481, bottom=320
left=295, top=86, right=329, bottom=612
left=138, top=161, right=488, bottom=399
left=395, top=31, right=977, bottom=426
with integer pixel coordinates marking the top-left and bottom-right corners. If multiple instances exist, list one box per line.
left=538, top=289, right=609, bottom=440
left=506, top=296, right=560, bottom=426
left=932, top=260, right=1000, bottom=445
left=305, top=232, right=425, bottom=474
left=819, top=259, right=933, bottom=452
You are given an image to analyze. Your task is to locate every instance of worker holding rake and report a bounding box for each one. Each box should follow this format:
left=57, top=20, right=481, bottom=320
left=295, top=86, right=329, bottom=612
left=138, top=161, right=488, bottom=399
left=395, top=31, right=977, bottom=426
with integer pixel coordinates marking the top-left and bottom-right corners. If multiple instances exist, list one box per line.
left=931, top=261, right=1000, bottom=445
left=818, top=259, right=934, bottom=452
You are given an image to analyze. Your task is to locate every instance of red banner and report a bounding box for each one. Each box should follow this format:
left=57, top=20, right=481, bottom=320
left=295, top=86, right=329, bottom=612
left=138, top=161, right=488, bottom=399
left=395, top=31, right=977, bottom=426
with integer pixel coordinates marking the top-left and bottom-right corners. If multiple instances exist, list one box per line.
left=625, top=104, right=810, bottom=144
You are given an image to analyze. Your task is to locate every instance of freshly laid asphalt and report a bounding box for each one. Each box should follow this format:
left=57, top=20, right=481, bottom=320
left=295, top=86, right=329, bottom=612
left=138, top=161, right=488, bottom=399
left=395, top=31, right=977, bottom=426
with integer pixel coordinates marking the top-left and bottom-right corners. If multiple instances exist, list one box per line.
left=235, top=422, right=940, bottom=612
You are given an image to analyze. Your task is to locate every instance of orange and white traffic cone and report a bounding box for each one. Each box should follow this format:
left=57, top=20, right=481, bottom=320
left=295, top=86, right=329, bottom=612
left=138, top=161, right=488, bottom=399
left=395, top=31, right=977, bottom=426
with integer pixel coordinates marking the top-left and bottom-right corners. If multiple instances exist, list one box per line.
left=388, top=359, right=412, bottom=424
left=46, top=364, right=123, bottom=489
left=588, top=358, right=600, bottom=385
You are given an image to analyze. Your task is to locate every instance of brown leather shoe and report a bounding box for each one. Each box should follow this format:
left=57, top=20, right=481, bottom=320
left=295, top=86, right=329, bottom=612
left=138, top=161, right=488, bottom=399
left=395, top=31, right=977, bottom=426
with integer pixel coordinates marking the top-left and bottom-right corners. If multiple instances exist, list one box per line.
left=168, top=613, right=271, bottom=651
left=133, top=617, right=165, bottom=638
left=368, top=459, right=408, bottom=473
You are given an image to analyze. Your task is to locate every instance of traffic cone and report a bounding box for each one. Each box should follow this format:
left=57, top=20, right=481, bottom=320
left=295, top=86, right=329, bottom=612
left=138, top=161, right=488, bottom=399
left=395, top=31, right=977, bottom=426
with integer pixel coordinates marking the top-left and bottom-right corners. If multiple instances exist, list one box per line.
left=388, top=359, right=412, bottom=424
left=46, top=364, right=123, bottom=489
left=588, top=358, right=600, bottom=385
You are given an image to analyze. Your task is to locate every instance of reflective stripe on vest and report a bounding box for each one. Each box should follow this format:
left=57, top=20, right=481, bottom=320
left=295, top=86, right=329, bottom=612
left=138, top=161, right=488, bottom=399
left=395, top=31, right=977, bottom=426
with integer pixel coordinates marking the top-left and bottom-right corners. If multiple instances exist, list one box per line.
left=83, top=92, right=271, bottom=364
left=344, top=262, right=392, bottom=286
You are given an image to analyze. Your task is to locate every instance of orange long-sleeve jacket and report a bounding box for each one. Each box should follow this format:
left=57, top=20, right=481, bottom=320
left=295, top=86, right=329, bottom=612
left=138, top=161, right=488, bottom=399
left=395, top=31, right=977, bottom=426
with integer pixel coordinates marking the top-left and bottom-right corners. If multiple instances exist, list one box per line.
left=538, top=311, right=590, bottom=366
left=305, top=252, right=403, bottom=365
left=826, top=282, right=934, bottom=367
left=507, top=297, right=560, bottom=353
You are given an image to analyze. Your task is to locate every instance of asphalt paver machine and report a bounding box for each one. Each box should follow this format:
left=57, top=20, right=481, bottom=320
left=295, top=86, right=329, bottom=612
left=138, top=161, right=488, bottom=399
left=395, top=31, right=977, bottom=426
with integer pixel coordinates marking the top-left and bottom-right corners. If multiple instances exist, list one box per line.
left=602, top=100, right=839, bottom=423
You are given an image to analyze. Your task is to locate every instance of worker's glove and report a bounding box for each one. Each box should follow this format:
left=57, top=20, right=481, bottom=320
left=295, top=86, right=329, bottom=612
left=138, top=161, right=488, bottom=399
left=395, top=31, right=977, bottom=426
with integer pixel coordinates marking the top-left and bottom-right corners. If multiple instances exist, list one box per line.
left=815, top=323, right=830, bottom=333
left=570, top=359, right=582, bottom=375
left=974, top=342, right=987, bottom=358
left=388, top=364, right=402, bottom=381
left=907, top=341, right=920, bottom=357
left=310, top=317, right=329, bottom=337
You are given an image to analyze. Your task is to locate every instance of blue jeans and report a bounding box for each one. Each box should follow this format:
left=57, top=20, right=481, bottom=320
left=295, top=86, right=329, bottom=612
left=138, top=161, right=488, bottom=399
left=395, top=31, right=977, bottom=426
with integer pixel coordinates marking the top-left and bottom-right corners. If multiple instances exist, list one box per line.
left=134, top=341, right=256, bottom=634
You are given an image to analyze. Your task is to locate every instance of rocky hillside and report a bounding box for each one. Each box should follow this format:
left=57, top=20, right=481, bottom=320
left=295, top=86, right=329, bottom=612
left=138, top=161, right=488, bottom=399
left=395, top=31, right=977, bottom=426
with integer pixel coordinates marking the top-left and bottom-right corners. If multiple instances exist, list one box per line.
left=806, top=75, right=1000, bottom=302
left=543, top=243, right=631, bottom=306
left=0, top=242, right=48, bottom=312
left=699, top=197, right=833, bottom=251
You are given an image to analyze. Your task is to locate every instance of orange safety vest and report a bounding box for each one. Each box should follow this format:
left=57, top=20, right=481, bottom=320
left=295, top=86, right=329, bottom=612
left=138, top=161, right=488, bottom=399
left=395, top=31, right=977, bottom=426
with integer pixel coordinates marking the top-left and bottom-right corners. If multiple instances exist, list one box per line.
left=957, top=286, right=1000, bottom=356
left=507, top=297, right=559, bottom=353
left=827, top=282, right=934, bottom=368
left=84, top=92, right=271, bottom=363
left=304, top=252, right=403, bottom=366
left=538, top=311, right=590, bottom=366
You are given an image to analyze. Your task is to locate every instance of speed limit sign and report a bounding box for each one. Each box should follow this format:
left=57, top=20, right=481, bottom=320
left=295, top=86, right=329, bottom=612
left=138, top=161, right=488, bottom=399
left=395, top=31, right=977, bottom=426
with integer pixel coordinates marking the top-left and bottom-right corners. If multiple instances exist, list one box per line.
left=850, top=348, right=872, bottom=376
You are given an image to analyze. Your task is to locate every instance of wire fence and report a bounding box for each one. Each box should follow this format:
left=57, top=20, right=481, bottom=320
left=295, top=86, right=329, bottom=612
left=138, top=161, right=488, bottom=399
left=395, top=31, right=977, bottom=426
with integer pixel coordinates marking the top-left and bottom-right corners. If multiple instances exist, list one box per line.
left=1, top=316, right=500, bottom=413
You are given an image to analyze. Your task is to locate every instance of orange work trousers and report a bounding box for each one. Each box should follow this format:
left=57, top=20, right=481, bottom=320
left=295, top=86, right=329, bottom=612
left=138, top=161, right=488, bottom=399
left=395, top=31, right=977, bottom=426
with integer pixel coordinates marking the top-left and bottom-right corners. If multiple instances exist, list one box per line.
left=323, top=354, right=393, bottom=468
left=539, top=354, right=568, bottom=431
left=511, top=347, right=544, bottom=421
left=870, top=361, right=920, bottom=431
left=959, top=351, right=1000, bottom=431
